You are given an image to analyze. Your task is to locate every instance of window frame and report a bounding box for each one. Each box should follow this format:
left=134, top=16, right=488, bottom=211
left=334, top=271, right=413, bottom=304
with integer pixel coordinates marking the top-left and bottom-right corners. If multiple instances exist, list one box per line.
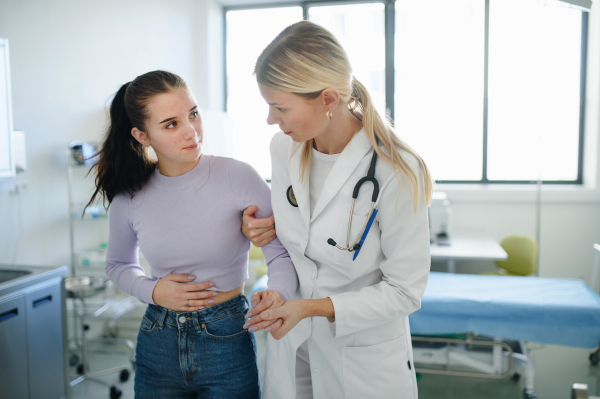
left=223, top=0, right=588, bottom=184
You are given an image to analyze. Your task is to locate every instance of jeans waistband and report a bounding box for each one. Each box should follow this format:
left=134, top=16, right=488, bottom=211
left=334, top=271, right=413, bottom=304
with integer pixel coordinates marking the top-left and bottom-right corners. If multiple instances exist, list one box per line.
left=147, top=294, right=248, bottom=329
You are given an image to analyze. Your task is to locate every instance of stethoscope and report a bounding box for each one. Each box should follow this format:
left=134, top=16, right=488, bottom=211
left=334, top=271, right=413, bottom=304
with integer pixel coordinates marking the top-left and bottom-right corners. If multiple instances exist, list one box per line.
left=287, top=149, right=380, bottom=261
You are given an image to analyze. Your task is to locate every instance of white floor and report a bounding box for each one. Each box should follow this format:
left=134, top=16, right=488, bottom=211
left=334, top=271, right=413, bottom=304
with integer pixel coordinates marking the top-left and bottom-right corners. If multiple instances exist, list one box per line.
left=69, top=331, right=600, bottom=399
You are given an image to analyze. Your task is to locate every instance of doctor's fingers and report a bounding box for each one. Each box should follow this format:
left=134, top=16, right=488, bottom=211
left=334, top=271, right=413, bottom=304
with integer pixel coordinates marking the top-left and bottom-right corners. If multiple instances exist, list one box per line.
left=246, top=214, right=275, bottom=230
left=246, top=220, right=274, bottom=236
left=254, top=229, right=277, bottom=247
left=264, top=318, right=283, bottom=333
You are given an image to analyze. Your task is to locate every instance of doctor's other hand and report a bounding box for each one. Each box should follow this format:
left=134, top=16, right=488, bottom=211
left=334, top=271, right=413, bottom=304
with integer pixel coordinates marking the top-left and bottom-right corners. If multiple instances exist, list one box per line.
left=243, top=290, right=285, bottom=334
left=152, top=274, right=217, bottom=312
left=252, top=299, right=305, bottom=340
left=242, top=205, right=276, bottom=247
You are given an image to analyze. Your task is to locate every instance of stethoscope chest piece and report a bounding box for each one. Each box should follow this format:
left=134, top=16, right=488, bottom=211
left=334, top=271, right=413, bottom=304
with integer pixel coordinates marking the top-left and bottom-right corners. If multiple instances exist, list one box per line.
left=287, top=185, right=298, bottom=207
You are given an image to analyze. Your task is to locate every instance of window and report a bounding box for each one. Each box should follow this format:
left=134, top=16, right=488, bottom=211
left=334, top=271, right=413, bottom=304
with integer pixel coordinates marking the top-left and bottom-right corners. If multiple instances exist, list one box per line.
left=395, top=0, right=485, bottom=181
left=487, top=0, right=583, bottom=181
left=226, top=7, right=303, bottom=178
left=309, top=3, right=386, bottom=117
left=225, top=1, right=587, bottom=183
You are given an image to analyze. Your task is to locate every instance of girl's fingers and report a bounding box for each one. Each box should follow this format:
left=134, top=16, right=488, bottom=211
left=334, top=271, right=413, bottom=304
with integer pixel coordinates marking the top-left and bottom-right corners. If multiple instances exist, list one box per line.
left=184, top=290, right=219, bottom=300
left=185, top=281, right=216, bottom=291
left=189, top=299, right=214, bottom=307
left=245, top=317, right=281, bottom=333
left=264, top=318, right=283, bottom=333
left=250, top=291, right=263, bottom=308
left=247, top=293, right=273, bottom=318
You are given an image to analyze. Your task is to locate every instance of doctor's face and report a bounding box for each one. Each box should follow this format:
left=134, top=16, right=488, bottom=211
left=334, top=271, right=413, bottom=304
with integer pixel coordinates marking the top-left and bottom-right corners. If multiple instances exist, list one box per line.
left=258, top=83, right=328, bottom=143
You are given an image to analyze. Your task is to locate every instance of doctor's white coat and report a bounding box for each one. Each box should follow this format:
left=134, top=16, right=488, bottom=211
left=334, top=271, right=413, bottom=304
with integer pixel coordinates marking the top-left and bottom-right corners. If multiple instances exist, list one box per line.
left=263, top=129, right=430, bottom=399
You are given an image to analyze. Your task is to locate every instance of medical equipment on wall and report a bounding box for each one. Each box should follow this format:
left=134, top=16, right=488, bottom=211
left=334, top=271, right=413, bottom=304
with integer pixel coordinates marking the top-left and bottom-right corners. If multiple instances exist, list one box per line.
left=326, top=150, right=379, bottom=260
left=0, top=38, right=15, bottom=178
left=429, top=191, right=452, bottom=245
left=69, top=140, right=99, bottom=166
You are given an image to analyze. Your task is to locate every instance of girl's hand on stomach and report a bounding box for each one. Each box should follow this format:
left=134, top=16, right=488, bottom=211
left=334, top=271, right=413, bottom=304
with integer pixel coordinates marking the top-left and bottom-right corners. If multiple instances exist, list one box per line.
left=243, top=290, right=284, bottom=333
left=152, top=274, right=218, bottom=311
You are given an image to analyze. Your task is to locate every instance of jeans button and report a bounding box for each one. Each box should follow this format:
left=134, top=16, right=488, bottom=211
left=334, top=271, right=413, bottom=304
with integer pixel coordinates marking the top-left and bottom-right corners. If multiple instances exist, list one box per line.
left=179, top=316, right=186, bottom=323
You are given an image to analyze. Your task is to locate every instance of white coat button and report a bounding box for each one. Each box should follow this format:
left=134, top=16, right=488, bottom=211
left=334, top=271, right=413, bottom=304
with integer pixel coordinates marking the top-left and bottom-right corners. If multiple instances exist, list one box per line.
left=310, top=274, right=316, bottom=280
left=304, top=234, right=308, bottom=241
left=314, top=369, right=321, bottom=375
left=179, top=316, right=186, bottom=323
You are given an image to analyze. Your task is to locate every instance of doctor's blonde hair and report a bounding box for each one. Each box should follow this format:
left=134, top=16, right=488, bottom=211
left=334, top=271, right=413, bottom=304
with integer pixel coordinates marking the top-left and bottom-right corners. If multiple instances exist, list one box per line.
left=255, top=20, right=433, bottom=211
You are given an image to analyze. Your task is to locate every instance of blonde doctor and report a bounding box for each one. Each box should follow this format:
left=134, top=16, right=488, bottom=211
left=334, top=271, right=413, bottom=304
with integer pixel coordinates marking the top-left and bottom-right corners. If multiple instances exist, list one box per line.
left=242, top=21, right=433, bottom=399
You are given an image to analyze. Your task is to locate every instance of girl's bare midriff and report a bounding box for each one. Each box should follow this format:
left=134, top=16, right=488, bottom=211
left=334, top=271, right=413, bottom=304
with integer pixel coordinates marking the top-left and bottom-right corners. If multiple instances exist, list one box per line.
left=207, top=284, right=244, bottom=307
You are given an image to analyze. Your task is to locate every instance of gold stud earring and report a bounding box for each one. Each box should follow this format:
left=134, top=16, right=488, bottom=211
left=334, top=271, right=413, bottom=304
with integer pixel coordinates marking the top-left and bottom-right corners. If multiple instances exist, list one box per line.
left=326, top=110, right=332, bottom=120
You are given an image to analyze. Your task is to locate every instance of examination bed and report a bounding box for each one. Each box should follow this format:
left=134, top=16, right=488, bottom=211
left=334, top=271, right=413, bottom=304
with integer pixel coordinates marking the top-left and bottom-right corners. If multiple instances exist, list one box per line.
left=249, top=272, right=600, bottom=398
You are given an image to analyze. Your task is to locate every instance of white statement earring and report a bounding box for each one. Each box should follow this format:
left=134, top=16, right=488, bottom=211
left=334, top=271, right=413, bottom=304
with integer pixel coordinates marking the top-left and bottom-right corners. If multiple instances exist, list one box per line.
left=326, top=110, right=332, bottom=120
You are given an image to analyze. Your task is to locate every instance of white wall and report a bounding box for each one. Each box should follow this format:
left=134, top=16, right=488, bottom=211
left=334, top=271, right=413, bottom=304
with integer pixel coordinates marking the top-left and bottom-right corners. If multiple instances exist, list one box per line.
left=0, top=0, right=224, bottom=267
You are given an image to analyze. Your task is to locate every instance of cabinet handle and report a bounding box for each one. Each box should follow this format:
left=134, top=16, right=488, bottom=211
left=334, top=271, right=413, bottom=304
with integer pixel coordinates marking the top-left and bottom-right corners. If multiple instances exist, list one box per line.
left=33, top=295, right=52, bottom=308
left=0, top=308, right=18, bottom=323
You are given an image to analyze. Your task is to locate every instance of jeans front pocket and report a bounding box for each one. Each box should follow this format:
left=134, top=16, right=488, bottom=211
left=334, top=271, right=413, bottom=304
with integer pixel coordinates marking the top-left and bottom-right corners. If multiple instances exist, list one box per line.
left=139, top=309, right=159, bottom=335
left=204, top=311, right=248, bottom=340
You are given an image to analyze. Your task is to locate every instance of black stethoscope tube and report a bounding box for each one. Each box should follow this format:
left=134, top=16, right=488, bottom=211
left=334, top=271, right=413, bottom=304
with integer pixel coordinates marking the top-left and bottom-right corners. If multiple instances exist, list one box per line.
left=327, top=150, right=380, bottom=253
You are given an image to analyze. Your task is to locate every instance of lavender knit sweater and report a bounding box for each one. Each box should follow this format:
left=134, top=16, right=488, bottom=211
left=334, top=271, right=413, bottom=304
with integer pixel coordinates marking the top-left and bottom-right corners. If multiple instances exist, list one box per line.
left=105, top=155, right=298, bottom=304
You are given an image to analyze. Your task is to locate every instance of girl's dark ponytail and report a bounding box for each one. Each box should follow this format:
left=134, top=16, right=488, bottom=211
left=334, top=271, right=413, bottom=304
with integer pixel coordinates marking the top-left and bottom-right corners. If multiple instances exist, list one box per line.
left=85, top=70, right=187, bottom=211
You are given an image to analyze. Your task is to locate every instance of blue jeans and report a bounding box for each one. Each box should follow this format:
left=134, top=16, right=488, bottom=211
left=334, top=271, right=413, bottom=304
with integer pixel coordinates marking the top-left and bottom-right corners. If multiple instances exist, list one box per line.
left=134, top=295, right=261, bottom=399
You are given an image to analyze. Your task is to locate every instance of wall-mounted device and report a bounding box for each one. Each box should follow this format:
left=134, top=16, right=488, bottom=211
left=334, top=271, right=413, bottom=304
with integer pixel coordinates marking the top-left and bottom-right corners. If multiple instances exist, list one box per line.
left=0, top=38, right=15, bottom=178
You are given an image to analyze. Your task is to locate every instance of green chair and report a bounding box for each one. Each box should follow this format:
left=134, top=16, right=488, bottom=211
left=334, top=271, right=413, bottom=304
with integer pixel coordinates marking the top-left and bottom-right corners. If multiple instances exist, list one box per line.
left=249, top=244, right=268, bottom=278
left=483, top=234, right=538, bottom=276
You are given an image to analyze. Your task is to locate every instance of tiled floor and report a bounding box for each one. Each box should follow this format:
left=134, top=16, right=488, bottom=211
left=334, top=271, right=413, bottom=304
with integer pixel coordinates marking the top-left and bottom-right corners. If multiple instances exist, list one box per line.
left=70, top=333, right=600, bottom=399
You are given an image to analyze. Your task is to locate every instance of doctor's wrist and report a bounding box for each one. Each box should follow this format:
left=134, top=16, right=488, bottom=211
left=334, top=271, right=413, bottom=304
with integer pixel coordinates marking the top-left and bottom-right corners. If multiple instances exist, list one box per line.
left=299, top=298, right=335, bottom=319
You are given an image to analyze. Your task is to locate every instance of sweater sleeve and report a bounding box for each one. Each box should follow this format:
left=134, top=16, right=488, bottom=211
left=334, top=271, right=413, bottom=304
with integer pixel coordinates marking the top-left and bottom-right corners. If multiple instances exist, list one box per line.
left=105, top=194, right=159, bottom=304
left=227, top=159, right=299, bottom=301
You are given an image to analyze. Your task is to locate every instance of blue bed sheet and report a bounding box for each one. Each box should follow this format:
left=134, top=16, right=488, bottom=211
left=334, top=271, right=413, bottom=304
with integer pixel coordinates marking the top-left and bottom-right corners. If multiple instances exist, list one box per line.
left=249, top=272, right=600, bottom=348
left=410, top=272, right=600, bottom=348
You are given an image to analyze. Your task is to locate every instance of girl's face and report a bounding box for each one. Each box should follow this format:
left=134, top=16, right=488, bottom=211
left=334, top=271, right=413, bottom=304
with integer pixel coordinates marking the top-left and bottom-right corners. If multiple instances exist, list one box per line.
left=132, top=87, right=203, bottom=171
left=258, top=83, right=328, bottom=143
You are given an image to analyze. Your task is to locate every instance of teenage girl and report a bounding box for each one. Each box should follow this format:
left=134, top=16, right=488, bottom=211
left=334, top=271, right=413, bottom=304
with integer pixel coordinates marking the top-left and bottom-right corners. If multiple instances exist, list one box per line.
left=87, top=70, right=298, bottom=398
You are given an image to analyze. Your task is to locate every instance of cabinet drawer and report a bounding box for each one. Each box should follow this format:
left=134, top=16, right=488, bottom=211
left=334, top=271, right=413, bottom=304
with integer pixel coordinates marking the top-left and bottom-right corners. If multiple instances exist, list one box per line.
left=26, top=281, right=66, bottom=399
left=0, top=294, right=29, bottom=399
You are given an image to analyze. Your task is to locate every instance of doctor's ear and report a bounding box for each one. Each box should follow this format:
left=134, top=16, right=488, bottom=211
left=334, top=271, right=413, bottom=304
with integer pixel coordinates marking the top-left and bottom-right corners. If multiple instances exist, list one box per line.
left=131, top=127, right=151, bottom=148
left=320, top=88, right=340, bottom=111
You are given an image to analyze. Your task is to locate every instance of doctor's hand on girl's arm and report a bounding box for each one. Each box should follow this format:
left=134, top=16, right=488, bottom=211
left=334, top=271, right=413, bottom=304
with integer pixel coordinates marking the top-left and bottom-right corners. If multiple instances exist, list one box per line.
left=242, top=205, right=276, bottom=247
left=243, top=290, right=285, bottom=333
left=151, top=274, right=218, bottom=312
left=244, top=298, right=335, bottom=340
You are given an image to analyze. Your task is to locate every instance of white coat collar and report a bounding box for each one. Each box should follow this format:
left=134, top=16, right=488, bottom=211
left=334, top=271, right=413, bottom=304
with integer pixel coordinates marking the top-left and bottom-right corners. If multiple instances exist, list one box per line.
left=287, top=128, right=373, bottom=227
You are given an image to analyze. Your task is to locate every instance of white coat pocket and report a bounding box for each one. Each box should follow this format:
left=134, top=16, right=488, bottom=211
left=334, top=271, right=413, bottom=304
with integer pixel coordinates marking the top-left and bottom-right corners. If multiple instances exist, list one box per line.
left=341, top=335, right=415, bottom=399
left=333, top=212, right=381, bottom=269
